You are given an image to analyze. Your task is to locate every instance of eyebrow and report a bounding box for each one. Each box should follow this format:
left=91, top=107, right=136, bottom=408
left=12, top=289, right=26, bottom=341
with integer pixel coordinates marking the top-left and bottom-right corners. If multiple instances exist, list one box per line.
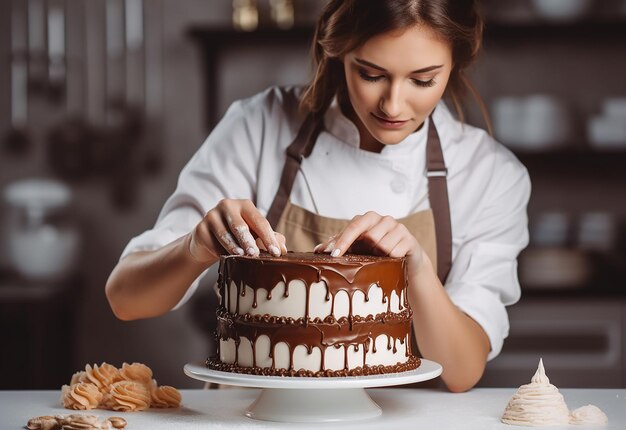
left=354, top=57, right=443, bottom=74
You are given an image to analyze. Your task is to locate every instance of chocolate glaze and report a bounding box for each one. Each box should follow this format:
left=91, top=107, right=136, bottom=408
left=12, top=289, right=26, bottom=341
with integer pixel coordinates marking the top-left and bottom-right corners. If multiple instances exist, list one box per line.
left=209, top=252, right=419, bottom=376
left=206, top=355, right=421, bottom=377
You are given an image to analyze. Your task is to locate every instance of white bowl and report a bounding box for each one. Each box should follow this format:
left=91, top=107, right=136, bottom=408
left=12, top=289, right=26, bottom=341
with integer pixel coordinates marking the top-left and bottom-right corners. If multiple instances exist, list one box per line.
left=531, top=0, right=592, bottom=22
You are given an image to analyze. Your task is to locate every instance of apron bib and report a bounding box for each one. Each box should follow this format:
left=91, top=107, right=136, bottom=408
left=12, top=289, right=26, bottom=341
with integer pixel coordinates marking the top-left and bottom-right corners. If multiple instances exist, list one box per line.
left=276, top=201, right=438, bottom=272
left=267, top=96, right=452, bottom=283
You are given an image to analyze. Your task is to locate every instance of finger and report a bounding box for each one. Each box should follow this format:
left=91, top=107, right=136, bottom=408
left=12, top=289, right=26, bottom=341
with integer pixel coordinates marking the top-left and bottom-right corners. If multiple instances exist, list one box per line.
left=314, top=234, right=337, bottom=254
left=203, top=211, right=244, bottom=257
left=353, top=215, right=398, bottom=253
left=388, top=236, right=414, bottom=259
left=240, top=201, right=281, bottom=257
left=217, top=230, right=245, bottom=256
left=255, top=235, right=286, bottom=255
left=331, top=212, right=382, bottom=257
left=255, top=237, right=267, bottom=251
left=275, top=232, right=288, bottom=254
left=370, top=223, right=407, bottom=256
left=219, top=204, right=260, bottom=256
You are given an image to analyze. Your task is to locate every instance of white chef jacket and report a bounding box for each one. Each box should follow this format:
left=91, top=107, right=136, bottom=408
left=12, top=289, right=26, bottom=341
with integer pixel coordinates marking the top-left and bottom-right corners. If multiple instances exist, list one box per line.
left=121, top=86, right=531, bottom=361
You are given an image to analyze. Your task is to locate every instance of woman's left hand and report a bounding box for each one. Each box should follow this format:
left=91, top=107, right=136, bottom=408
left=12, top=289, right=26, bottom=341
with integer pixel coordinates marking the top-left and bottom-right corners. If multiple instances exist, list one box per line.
left=314, top=211, right=430, bottom=274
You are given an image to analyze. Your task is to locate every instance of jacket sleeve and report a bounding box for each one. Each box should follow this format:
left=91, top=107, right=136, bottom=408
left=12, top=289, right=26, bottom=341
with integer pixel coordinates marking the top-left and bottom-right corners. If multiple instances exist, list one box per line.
left=445, top=143, right=531, bottom=360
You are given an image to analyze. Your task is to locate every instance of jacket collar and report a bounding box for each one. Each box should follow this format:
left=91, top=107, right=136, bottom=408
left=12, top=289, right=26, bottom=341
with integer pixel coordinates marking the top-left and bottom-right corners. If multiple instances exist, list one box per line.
left=323, top=97, right=463, bottom=156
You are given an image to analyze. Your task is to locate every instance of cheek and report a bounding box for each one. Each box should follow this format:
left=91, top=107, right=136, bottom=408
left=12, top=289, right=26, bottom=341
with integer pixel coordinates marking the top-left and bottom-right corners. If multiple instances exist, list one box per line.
left=411, top=78, right=449, bottom=116
left=346, top=74, right=377, bottom=110
left=413, top=88, right=445, bottom=114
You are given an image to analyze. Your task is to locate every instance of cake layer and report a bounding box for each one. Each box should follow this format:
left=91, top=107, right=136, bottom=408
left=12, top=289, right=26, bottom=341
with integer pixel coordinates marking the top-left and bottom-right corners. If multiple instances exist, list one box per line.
left=207, top=350, right=421, bottom=377
left=219, top=252, right=408, bottom=321
left=211, top=308, right=415, bottom=375
left=224, top=279, right=406, bottom=320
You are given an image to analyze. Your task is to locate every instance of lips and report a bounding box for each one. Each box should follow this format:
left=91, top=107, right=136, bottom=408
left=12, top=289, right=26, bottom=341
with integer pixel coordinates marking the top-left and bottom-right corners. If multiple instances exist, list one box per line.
left=370, top=113, right=409, bottom=129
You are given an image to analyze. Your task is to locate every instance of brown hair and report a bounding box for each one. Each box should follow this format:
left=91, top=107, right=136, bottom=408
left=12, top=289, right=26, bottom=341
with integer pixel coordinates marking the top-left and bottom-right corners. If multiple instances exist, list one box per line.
left=300, top=0, right=491, bottom=132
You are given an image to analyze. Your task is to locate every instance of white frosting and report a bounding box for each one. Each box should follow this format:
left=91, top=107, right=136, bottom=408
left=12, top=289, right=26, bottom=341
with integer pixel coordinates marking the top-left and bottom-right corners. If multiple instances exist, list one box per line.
left=570, top=405, right=608, bottom=426
left=219, top=333, right=410, bottom=372
left=222, top=278, right=410, bottom=373
left=227, top=280, right=404, bottom=319
left=501, top=359, right=571, bottom=426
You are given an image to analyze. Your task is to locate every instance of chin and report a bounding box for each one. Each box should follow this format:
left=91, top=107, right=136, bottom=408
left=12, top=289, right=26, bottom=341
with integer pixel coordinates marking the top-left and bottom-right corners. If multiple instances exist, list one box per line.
left=371, top=131, right=411, bottom=146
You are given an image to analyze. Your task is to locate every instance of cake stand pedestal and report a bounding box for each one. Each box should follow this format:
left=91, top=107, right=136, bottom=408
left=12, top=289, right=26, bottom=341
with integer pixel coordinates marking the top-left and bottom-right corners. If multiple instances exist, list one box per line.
left=184, top=359, right=442, bottom=423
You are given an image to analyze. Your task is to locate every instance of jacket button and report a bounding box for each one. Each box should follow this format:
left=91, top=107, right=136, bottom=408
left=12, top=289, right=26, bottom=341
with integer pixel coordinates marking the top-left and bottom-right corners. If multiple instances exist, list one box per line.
left=390, top=177, right=406, bottom=194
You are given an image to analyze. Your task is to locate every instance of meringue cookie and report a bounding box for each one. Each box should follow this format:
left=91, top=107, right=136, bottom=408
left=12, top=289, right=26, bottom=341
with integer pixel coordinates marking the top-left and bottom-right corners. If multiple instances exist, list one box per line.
left=570, top=404, right=608, bottom=426
left=501, top=358, right=570, bottom=426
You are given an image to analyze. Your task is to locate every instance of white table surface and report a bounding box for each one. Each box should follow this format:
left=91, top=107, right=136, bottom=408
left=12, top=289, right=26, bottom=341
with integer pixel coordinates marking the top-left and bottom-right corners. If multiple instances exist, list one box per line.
left=2, top=388, right=624, bottom=429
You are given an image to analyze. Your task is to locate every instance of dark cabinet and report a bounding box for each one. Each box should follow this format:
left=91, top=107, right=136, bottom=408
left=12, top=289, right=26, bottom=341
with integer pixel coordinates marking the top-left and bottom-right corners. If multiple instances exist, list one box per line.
left=0, top=272, right=82, bottom=389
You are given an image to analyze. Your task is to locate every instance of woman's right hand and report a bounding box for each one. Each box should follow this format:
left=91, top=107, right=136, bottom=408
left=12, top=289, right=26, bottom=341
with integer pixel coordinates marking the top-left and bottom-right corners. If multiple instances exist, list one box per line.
left=187, top=199, right=287, bottom=264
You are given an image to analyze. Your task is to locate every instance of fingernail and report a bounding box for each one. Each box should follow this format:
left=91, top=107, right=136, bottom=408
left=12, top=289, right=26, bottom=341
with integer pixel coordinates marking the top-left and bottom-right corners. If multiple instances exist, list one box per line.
left=246, top=247, right=256, bottom=256
left=235, top=247, right=245, bottom=256
left=269, top=245, right=280, bottom=256
left=281, top=243, right=288, bottom=253
left=331, top=248, right=340, bottom=257
left=313, top=243, right=322, bottom=253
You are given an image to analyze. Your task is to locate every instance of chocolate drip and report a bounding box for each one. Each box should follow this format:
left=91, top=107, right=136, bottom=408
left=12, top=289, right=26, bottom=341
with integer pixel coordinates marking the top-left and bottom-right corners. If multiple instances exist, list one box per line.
left=212, top=252, right=418, bottom=376
left=215, top=310, right=413, bottom=373
left=207, top=356, right=421, bottom=377
left=222, top=252, right=406, bottom=320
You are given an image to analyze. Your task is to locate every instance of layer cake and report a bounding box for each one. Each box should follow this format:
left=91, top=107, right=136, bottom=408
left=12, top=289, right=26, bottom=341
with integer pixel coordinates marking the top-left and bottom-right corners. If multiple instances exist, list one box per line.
left=206, top=252, right=420, bottom=376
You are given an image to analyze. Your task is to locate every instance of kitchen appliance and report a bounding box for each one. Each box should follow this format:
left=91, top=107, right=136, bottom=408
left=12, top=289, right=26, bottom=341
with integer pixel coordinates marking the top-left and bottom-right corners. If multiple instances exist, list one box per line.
left=3, top=179, right=80, bottom=281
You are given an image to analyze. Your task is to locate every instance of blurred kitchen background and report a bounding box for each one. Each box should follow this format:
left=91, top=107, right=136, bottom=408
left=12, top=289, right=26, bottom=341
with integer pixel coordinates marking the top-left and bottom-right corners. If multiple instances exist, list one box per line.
left=1, top=0, right=626, bottom=390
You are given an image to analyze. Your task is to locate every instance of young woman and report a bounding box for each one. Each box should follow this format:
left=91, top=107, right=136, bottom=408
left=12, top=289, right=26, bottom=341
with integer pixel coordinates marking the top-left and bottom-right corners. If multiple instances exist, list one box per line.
left=106, top=0, right=530, bottom=392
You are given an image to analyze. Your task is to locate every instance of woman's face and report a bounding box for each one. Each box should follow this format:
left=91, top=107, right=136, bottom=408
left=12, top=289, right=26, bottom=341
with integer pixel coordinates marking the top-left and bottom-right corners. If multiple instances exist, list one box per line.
left=343, top=24, right=453, bottom=152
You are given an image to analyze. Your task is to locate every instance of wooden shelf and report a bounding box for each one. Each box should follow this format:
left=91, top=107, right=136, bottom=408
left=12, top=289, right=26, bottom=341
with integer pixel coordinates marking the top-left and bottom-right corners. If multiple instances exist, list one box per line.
left=187, top=26, right=314, bottom=129
left=522, top=285, right=626, bottom=299
left=484, top=20, right=626, bottom=43
left=187, top=26, right=313, bottom=47
left=513, top=148, right=626, bottom=175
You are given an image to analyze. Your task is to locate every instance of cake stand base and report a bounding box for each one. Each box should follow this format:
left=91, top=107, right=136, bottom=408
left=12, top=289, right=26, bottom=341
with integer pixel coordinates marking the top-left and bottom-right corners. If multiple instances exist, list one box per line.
left=184, top=360, right=442, bottom=423
left=245, top=387, right=381, bottom=422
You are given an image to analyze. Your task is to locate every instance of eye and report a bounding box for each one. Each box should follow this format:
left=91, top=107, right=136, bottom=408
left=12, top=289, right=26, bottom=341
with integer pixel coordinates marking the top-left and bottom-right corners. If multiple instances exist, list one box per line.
left=412, top=78, right=436, bottom=88
left=358, top=69, right=384, bottom=82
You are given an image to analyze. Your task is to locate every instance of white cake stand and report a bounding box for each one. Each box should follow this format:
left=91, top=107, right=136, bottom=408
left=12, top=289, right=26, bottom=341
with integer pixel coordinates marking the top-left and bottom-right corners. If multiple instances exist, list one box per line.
left=184, top=359, right=442, bottom=423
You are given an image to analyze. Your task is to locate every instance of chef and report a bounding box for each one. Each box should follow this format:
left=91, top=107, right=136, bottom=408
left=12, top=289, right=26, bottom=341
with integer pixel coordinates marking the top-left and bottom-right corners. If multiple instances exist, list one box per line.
left=106, top=0, right=530, bottom=393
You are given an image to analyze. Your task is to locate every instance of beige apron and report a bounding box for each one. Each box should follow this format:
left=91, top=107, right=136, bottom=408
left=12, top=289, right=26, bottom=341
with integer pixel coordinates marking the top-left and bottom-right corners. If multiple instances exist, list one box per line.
left=276, top=200, right=438, bottom=271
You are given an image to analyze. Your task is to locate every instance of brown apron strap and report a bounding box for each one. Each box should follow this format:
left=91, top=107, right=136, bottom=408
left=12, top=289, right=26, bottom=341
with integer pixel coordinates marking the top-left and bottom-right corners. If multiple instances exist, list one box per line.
left=426, top=115, right=452, bottom=284
left=266, top=112, right=324, bottom=228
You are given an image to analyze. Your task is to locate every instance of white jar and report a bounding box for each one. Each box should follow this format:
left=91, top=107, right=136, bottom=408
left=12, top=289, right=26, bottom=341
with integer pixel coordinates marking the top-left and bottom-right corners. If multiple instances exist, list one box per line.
left=531, top=0, right=592, bottom=22
left=3, top=179, right=80, bottom=281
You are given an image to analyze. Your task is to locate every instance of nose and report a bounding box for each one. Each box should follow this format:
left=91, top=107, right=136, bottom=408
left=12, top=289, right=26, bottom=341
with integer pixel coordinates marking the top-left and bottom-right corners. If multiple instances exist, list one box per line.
left=379, top=81, right=403, bottom=119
